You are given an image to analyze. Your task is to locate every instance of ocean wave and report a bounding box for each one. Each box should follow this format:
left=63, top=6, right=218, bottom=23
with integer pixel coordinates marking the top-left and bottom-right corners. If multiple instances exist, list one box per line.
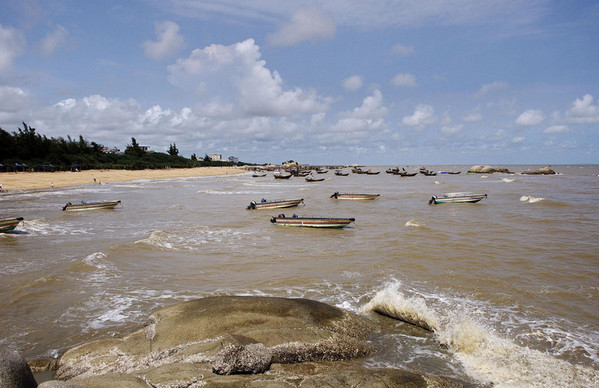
left=502, top=178, right=516, bottom=183
left=405, top=219, right=426, bottom=228
left=20, top=218, right=89, bottom=235
left=363, top=281, right=599, bottom=387
left=520, top=195, right=546, bottom=203
left=135, top=226, right=256, bottom=251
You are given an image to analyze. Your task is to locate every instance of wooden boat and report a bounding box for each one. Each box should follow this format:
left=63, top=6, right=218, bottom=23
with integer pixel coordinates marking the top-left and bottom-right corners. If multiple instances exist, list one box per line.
left=270, top=214, right=355, bottom=228
left=396, top=171, right=417, bottom=177
left=351, top=167, right=366, bottom=174
left=305, top=175, right=325, bottom=182
left=247, top=198, right=303, bottom=210
left=439, top=171, right=461, bottom=174
left=252, top=171, right=267, bottom=177
left=316, top=168, right=328, bottom=174
left=334, top=170, right=349, bottom=176
left=62, top=200, right=121, bottom=211
left=330, top=192, right=380, bottom=200
left=0, top=217, right=23, bottom=233
left=419, top=169, right=437, bottom=176
left=273, top=171, right=292, bottom=179
left=366, top=170, right=380, bottom=175
left=429, top=192, right=487, bottom=204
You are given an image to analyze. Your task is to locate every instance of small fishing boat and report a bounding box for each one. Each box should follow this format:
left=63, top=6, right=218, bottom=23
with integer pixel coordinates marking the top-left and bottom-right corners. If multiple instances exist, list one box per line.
left=330, top=192, right=380, bottom=200
left=419, top=169, right=437, bottom=176
left=366, top=169, right=380, bottom=175
left=386, top=167, right=399, bottom=174
left=316, top=168, right=328, bottom=174
left=351, top=167, right=366, bottom=174
left=429, top=192, right=487, bottom=204
left=305, top=175, right=325, bottom=182
left=270, top=214, right=355, bottom=228
left=334, top=170, right=349, bottom=176
left=62, top=200, right=121, bottom=211
left=247, top=198, right=304, bottom=210
left=252, top=171, right=267, bottom=177
left=396, top=171, right=417, bottom=177
left=0, top=217, right=24, bottom=233
left=439, top=171, right=461, bottom=174
left=273, top=171, right=292, bottom=179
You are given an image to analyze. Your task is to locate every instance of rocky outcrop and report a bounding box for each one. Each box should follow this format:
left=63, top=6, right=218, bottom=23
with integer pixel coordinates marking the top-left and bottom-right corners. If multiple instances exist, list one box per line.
left=34, top=296, right=466, bottom=387
left=467, top=165, right=512, bottom=174
left=0, top=348, right=38, bottom=388
left=521, top=166, right=556, bottom=175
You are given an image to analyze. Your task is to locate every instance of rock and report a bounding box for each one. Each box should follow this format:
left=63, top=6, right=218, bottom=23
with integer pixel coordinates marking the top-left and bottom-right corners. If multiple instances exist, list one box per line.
left=521, top=166, right=556, bottom=175
left=467, top=165, right=511, bottom=174
left=0, top=347, right=38, bottom=388
left=212, top=342, right=272, bottom=375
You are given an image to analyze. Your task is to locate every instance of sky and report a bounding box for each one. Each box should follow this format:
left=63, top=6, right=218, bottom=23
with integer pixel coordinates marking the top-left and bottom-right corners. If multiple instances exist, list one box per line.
left=1, top=0, right=598, bottom=165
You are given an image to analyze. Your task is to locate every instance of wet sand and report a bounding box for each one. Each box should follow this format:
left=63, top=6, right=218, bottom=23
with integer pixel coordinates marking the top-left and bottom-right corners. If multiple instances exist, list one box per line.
left=0, top=167, right=246, bottom=191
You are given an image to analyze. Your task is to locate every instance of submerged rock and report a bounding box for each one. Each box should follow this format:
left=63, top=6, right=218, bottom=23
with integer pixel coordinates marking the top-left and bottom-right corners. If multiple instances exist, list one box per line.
left=467, top=165, right=512, bottom=174
left=521, top=166, right=556, bottom=175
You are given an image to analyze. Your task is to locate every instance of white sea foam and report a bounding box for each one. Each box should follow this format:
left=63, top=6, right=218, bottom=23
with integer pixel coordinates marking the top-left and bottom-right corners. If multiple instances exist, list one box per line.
left=405, top=219, right=426, bottom=227
left=502, top=178, right=516, bottom=183
left=135, top=226, right=255, bottom=251
left=520, top=195, right=545, bottom=203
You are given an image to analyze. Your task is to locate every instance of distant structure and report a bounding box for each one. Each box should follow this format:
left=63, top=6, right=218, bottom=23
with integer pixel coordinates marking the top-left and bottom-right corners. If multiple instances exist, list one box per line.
left=209, top=153, right=222, bottom=161
left=101, top=146, right=122, bottom=154
left=228, top=156, right=239, bottom=164
left=140, top=146, right=151, bottom=153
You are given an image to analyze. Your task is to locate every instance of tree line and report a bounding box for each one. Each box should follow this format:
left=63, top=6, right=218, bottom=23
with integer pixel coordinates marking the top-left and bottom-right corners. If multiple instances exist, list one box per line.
left=0, top=122, right=244, bottom=171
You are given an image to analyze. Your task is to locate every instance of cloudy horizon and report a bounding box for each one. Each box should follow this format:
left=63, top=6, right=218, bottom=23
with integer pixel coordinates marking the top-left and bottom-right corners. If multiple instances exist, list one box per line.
left=1, top=1, right=597, bottom=165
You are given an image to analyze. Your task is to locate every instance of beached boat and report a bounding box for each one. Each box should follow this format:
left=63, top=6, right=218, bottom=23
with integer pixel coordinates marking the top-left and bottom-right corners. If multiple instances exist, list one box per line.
left=0, top=217, right=24, bottom=233
left=305, top=175, right=325, bottom=182
left=330, top=192, right=380, bottom=200
left=270, top=215, right=355, bottom=228
left=334, top=170, right=349, bottom=176
left=247, top=198, right=304, bottom=210
left=62, top=200, right=121, bottom=211
left=429, top=192, right=487, bottom=204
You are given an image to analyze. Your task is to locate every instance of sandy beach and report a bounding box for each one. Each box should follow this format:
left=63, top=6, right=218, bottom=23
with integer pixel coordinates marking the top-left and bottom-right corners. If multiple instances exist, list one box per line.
left=0, top=167, right=247, bottom=191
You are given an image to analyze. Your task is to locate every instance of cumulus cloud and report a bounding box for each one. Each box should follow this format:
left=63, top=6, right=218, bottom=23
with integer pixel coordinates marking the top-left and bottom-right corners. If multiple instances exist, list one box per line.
left=267, top=7, right=335, bottom=46
left=343, top=75, right=362, bottom=91
left=0, top=86, right=32, bottom=122
left=566, top=94, right=599, bottom=124
left=462, top=113, right=482, bottom=122
left=402, top=104, right=437, bottom=127
left=515, top=109, right=544, bottom=126
left=0, top=24, right=26, bottom=71
left=512, top=136, right=525, bottom=143
left=476, top=81, right=509, bottom=96
left=168, top=39, right=329, bottom=117
left=142, top=21, right=185, bottom=60
left=38, top=25, right=75, bottom=56
left=391, top=73, right=417, bottom=87
left=390, top=44, right=415, bottom=56
left=441, top=124, right=463, bottom=134
left=340, top=89, right=387, bottom=119
left=544, top=125, right=569, bottom=134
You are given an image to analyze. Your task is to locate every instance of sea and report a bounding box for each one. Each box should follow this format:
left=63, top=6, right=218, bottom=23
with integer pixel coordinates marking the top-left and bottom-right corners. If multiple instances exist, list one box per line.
left=1, top=165, right=598, bottom=387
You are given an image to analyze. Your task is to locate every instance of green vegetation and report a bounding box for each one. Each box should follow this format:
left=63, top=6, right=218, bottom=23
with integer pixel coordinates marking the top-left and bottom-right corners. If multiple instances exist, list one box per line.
left=0, top=122, right=244, bottom=171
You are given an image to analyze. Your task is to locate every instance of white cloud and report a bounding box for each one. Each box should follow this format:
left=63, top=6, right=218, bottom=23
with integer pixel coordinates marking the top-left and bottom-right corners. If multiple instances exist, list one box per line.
left=462, top=113, right=482, bottom=122
left=441, top=124, right=463, bottom=134
left=390, top=44, right=415, bottom=56
left=343, top=75, right=362, bottom=91
left=0, top=24, right=26, bottom=71
left=38, top=25, right=74, bottom=56
left=391, top=73, right=417, bottom=87
left=476, top=81, right=509, bottom=96
left=402, top=104, right=437, bottom=127
left=267, top=7, right=335, bottom=46
left=340, top=89, right=387, bottom=119
left=566, top=94, right=599, bottom=124
left=169, top=39, right=329, bottom=117
left=515, top=109, right=544, bottom=126
left=142, top=21, right=185, bottom=60
left=544, top=125, right=569, bottom=134
left=512, top=136, right=525, bottom=143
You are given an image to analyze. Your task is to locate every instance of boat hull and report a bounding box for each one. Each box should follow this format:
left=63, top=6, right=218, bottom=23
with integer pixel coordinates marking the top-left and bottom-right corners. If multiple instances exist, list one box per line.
left=429, top=194, right=487, bottom=204
left=0, top=217, right=23, bottom=232
left=331, top=193, right=380, bottom=200
left=270, top=216, right=355, bottom=228
left=248, top=199, right=303, bottom=210
left=63, top=200, right=121, bottom=211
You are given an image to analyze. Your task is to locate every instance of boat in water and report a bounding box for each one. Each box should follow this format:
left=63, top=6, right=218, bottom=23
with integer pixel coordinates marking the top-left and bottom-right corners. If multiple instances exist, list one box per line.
left=247, top=198, right=304, bottom=210
left=252, top=171, right=267, bottom=177
left=330, top=192, right=380, bottom=200
left=419, top=169, right=437, bottom=176
left=270, top=214, right=355, bottom=228
left=334, top=170, right=349, bottom=176
left=429, top=192, right=487, bottom=204
left=273, top=171, right=292, bottom=179
left=62, top=200, right=121, bottom=211
left=305, top=175, right=325, bottom=182
left=0, top=217, right=24, bottom=233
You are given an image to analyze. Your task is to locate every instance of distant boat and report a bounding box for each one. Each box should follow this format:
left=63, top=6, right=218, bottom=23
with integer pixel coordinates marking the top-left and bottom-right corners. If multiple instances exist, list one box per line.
left=366, top=169, right=380, bottom=175
left=429, top=192, right=487, bottom=204
left=0, top=217, right=24, bottom=233
left=270, top=215, right=355, bottom=228
left=273, top=171, right=292, bottom=179
left=334, top=170, right=349, bottom=176
left=62, top=200, right=121, bottom=211
left=386, top=167, right=399, bottom=174
left=330, top=192, right=380, bottom=200
left=316, top=168, right=328, bottom=174
left=396, top=171, right=417, bottom=177
left=247, top=198, right=304, bottom=210
left=305, top=174, right=325, bottom=182
left=419, top=169, right=437, bottom=176
left=252, top=171, right=267, bottom=177
left=351, top=167, right=366, bottom=174
left=439, top=171, right=461, bottom=174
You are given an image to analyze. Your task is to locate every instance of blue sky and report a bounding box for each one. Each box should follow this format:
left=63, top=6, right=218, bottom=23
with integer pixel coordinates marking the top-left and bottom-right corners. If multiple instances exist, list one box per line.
left=1, top=0, right=598, bottom=165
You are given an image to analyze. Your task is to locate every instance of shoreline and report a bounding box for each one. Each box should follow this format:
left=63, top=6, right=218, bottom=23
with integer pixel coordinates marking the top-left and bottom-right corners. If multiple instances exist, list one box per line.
left=0, top=167, right=247, bottom=192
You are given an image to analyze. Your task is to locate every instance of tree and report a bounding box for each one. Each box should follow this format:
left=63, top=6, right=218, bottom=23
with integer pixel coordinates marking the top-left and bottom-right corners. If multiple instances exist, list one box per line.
left=125, top=137, right=145, bottom=158
left=190, top=153, right=197, bottom=161
left=168, top=143, right=179, bottom=156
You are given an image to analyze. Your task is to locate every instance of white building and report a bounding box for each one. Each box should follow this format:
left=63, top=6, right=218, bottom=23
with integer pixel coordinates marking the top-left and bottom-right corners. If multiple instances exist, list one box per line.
left=209, top=153, right=222, bottom=161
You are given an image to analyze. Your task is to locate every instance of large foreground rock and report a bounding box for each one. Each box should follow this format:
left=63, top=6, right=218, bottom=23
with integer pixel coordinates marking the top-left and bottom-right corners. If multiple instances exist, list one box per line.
left=0, top=348, right=38, bottom=388
left=39, top=296, right=465, bottom=387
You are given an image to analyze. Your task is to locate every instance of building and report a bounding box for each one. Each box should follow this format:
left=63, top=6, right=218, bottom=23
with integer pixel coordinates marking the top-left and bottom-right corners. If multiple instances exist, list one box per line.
left=228, top=156, right=239, bottom=164
left=209, top=153, right=222, bottom=161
